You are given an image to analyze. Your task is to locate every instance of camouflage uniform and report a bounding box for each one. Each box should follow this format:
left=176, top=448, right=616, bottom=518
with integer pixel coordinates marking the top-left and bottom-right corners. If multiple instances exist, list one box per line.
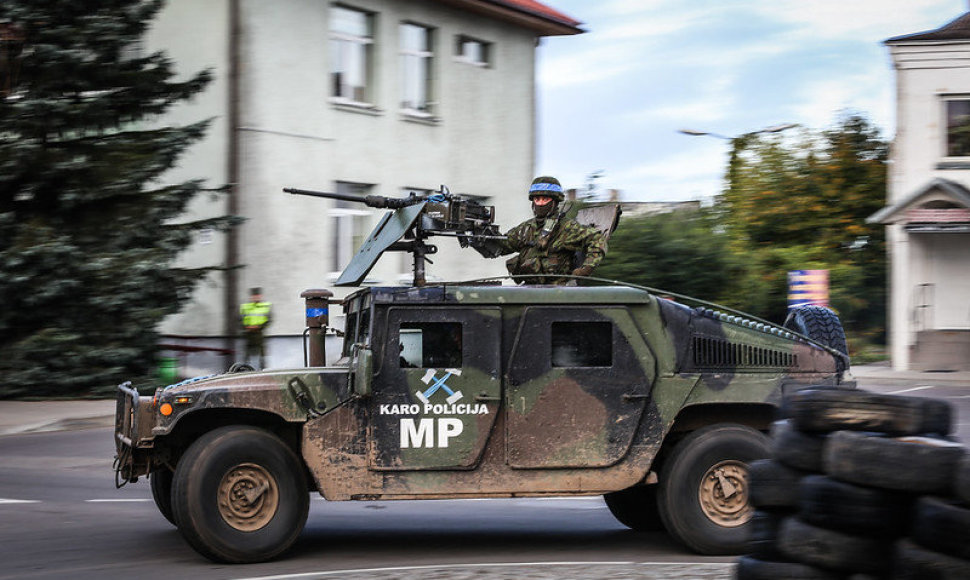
left=497, top=211, right=608, bottom=285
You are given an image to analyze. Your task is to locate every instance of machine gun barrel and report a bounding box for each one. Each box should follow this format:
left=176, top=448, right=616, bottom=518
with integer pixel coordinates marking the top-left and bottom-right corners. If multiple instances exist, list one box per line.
left=284, top=187, right=419, bottom=209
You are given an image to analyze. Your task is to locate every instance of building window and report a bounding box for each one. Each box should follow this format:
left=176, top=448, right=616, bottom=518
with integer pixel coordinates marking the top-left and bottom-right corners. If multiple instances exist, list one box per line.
left=945, top=98, right=970, bottom=157
left=551, top=321, right=612, bottom=367
left=330, top=5, right=373, bottom=104
left=400, top=23, right=433, bottom=113
left=456, top=36, right=490, bottom=66
left=330, top=181, right=372, bottom=274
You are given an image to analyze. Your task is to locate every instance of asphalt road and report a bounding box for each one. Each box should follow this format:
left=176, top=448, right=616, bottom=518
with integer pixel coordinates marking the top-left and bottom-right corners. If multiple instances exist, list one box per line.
left=0, top=374, right=966, bottom=579
left=0, top=427, right=737, bottom=580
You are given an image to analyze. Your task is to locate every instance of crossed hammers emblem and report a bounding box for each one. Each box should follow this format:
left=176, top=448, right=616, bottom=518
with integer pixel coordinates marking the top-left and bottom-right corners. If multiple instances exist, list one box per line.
left=416, top=368, right=463, bottom=404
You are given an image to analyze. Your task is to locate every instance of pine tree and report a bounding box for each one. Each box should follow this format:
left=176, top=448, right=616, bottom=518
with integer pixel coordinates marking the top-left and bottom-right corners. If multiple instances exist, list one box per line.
left=0, top=0, right=231, bottom=397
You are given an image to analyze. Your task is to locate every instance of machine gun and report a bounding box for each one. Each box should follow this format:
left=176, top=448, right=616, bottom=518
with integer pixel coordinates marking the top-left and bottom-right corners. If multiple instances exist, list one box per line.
left=285, top=185, right=505, bottom=287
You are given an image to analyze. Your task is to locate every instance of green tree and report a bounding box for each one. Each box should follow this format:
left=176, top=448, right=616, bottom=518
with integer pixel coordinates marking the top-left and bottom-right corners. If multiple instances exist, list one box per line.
left=594, top=208, right=740, bottom=304
left=0, top=0, right=230, bottom=397
left=717, top=114, right=888, bottom=340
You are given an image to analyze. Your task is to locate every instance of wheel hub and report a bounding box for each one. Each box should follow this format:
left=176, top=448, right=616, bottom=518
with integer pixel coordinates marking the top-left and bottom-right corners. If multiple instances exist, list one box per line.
left=698, top=460, right=752, bottom=527
left=218, top=463, right=280, bottom=531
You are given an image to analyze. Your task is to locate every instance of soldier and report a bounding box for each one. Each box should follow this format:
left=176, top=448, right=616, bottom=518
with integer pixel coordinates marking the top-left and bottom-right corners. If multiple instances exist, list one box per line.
left=476, top=176, right=608, bottom=285
left=239, top=287, right=272, bottom=368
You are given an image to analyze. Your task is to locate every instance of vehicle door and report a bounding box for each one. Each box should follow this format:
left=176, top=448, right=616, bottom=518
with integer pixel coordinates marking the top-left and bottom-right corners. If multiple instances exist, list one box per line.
left=369, top=306, right=502, bottom=470
left=506, top=306, right=656, bottom=469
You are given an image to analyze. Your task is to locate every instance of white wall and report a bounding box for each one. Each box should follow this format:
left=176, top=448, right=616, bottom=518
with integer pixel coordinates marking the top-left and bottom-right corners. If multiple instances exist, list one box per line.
left=146, top=0, right=231, bottom=337
left=888, top=40, right=970, bottom=368
left=149, top=0, right=544, bottom=369
left=236, top=0, right=537, bottom=340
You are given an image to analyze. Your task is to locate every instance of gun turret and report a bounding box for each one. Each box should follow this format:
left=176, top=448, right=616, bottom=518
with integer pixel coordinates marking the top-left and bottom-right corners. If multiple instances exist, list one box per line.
left=287, top=185, right=505, bottom=287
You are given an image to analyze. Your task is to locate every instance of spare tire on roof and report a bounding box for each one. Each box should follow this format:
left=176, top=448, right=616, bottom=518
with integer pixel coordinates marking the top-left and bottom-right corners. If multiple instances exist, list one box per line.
left=783, top=305, right=848, bottom=372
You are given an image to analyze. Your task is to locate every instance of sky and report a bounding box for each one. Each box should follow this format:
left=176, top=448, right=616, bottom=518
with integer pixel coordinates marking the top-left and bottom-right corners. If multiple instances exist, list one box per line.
left=535, top=0, right=969, bottom=203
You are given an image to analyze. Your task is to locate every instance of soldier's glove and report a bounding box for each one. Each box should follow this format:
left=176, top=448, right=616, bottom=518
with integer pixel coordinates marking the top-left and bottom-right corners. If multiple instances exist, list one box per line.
left=571, top=266, right=593, bottom=277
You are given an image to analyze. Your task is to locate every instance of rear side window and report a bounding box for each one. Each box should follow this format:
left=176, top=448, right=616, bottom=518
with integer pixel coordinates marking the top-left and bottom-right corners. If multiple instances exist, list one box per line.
left=551, top=321, right=612, bottom=367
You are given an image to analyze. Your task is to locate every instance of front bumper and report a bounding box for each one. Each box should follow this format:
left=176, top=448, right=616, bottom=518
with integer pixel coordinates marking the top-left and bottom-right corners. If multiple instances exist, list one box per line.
left=113, top=382, right=155, bottom=486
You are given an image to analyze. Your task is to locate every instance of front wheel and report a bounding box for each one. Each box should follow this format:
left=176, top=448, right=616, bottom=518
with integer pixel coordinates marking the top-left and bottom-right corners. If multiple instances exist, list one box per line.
left=149, top=467, right=175, bottom=525
left=657, top=424, right=769, bottom=555
left=171, top=426, right=309, bottom=563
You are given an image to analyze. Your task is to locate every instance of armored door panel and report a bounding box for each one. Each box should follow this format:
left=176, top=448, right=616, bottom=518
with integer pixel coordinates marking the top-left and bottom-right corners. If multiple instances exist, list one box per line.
left=369, top=307, right=501, bottom=470
left=506, top=307, right=655, bottom=469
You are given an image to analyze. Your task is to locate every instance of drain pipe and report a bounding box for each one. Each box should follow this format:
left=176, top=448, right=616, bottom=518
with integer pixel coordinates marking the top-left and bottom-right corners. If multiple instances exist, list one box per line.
left=224, top=0, right=241, bottom=358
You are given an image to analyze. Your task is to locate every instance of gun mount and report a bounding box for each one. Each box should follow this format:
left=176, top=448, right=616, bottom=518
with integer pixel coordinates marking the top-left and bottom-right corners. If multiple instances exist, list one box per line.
left=286, top=186, right=505, bottom=287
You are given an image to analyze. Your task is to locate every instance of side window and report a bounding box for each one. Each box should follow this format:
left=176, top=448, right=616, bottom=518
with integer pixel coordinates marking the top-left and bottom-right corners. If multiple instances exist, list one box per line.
left=551, top=321, right=612, bottom=367
left=399, top=322, right=462, bottom=368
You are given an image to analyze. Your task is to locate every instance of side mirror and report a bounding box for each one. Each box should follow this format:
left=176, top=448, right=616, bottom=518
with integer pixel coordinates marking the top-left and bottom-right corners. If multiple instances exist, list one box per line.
left=350, top=346, right=373, bottom=398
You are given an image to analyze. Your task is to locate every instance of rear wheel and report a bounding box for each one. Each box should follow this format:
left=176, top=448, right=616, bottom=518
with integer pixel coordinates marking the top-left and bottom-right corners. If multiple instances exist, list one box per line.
left=171, top=426, right=309, bottom=563
left=603, top=485, right=663, bottom=531
left=657, top=423, right=769, bottom=554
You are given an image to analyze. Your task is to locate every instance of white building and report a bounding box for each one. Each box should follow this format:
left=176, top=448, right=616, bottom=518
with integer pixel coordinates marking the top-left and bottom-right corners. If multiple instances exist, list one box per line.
left=870, top=12, right=970, bottom=371
left=146, top=1, right=581, bottom=372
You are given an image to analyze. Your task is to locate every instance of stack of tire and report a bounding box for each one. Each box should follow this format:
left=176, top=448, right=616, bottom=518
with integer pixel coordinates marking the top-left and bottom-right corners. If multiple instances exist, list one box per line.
left=737, top=388, right=970, bottom=579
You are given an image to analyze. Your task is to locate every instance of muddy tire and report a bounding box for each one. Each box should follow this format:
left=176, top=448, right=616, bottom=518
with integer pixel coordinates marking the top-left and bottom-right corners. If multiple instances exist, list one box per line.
left=769, top=419, right=827, bottom=472
left=735, top=555, right=842, bottom=580
left=747, top=510, right=789, bottom=561
left=798, top=475, right=912, bottom=538
left=783, top=306, right=848, bottom=371
left=150, top=468, right=176, bottom=526
left=787, top=388, right=952, bottom=436
left=912, top=496, right=970, bottom=560
left=956, top=455, right=970, bottom=504
left=657, top=423, right=769, bottom=555
left=748, top=459, right=805, bottom=510
left=894, top=539, right=970, bottom=580
left=777, top=517, right=891, bottom=574
left=171, top=426, right=309, bottom=563
left=824, top=431, right=964, bottom=494
left=603, top=485, right=663, bottom=532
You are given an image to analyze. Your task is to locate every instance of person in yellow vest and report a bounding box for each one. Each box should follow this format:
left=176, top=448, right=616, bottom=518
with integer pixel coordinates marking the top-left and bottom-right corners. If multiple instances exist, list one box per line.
left=240, top=287, right=272, bottom=368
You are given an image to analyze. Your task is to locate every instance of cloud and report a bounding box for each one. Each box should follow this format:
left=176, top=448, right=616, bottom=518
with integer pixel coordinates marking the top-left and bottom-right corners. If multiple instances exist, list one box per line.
left=538, top=0, right=969, bottom=201
left=752, top=1, right=958, bottom=41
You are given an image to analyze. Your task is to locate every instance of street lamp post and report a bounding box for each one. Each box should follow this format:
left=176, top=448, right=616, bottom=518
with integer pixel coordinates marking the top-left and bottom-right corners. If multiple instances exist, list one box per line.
left=678, top=123, right=798, bottom=199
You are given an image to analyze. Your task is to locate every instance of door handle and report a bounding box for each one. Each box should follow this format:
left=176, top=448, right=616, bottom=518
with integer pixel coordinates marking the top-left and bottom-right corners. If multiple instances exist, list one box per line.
left=475, top=394, right=502, bottom=402
left=622, top=394, right=650, bottom=402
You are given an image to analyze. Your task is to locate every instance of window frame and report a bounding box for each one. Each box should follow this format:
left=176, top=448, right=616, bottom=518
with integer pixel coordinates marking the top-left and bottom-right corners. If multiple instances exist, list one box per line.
left=455, top=35, right=491, bottom=67
left=399, top=21, right=435, bottom=116
left=329, top=4, right=375, bottom=106
left=942, top=94, right=970, bottom=158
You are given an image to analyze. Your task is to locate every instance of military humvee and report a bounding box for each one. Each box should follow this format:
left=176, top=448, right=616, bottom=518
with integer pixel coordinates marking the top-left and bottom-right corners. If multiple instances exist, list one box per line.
left=114, top=190, right=852, bottom=563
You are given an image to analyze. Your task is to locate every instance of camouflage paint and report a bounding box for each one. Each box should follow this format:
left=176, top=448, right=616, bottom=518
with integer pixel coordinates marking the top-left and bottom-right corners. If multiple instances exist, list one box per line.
left=116, top=283, right=847, bottom=501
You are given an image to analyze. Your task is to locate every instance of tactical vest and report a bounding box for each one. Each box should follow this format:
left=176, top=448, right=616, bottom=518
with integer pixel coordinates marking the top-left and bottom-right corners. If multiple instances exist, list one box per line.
left=240, top=301, right=271, bottom=327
